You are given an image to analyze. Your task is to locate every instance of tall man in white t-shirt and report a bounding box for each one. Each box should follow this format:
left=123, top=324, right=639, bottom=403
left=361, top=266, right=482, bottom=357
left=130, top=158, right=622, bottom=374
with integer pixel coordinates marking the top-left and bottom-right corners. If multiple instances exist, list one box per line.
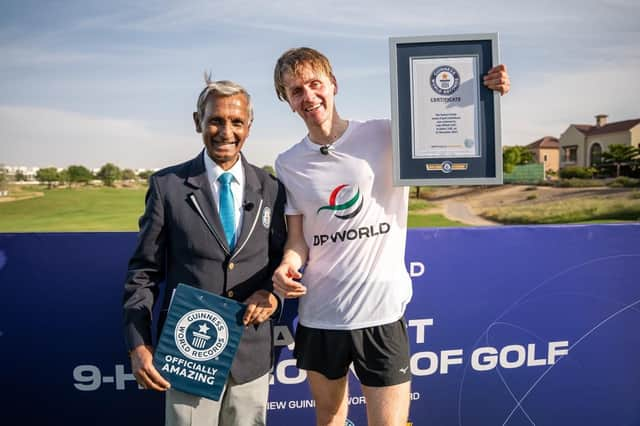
left=272, top=47, right=510, bottom=426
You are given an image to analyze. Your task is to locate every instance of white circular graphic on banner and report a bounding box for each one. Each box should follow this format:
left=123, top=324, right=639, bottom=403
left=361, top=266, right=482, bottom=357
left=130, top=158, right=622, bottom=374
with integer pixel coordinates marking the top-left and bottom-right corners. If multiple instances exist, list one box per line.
left=174, top=309, right=229, bottom=361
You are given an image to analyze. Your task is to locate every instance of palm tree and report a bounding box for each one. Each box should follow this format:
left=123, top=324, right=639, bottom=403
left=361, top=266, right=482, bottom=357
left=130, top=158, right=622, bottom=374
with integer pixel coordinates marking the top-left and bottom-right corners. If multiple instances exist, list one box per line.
left=601, top=144, right=640, bottom=177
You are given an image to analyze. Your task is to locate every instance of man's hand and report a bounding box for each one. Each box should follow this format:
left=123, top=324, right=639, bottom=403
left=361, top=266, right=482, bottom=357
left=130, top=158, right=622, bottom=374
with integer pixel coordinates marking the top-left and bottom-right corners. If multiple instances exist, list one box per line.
left=243, top=290, right=278, bottom=326
left=483, top=64, right=510, bottom=95
left=130, top=345, right=171, bottom=391
left=272, top=262, right=307, bottom=299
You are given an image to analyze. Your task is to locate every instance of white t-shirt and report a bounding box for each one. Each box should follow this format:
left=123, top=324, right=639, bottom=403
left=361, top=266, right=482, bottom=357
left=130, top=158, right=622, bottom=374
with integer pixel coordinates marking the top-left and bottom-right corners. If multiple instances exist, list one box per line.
left=275, top=119, right=412, bottom=330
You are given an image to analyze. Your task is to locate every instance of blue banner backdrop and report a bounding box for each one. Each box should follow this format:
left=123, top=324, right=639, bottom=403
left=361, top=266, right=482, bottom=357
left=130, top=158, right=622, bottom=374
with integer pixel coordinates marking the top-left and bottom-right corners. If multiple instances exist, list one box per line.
left=0, top=225, right=638, bottom=425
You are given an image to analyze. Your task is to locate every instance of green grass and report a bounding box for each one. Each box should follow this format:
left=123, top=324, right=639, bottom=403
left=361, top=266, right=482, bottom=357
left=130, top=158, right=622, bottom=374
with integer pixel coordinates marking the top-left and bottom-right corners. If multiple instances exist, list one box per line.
left=408, top=198, right=431, bottom=211
left=408, top=213, right=467, bottom=228
left=0, top=186, right=146, bottom=232
left=5, top=186, right=635, bottom=230
left=407, top=197, right=465, bottom=227
left=482, top=198, right=640, bottom=225
left=0, top=186, right=461, bottom=231
left=556, top=178, right=606, bottom=188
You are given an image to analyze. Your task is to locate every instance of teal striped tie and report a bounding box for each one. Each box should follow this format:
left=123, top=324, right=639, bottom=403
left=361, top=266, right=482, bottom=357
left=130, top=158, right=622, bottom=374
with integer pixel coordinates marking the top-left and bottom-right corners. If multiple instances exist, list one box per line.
left=218, top=172, right=235, bottom=249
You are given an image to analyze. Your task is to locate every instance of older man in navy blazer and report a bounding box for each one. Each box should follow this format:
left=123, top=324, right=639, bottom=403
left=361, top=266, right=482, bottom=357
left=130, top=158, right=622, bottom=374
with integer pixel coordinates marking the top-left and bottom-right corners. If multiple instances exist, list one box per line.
left=123, top=78, right=286, bottom=426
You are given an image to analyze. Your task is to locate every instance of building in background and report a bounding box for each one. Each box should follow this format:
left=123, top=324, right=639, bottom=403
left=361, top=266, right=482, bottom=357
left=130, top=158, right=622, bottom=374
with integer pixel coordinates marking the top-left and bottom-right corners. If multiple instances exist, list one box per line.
left=526, top=136, right=560, bottom=174
left=558, top=115, right=640, bottom=168
left=2, top=166, right=39, bottom=181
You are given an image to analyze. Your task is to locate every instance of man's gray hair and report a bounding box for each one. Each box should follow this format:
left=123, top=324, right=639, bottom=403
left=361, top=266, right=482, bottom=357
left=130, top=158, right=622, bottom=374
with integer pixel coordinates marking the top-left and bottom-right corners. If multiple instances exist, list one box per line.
left=196, top=72, right=254, bottom=123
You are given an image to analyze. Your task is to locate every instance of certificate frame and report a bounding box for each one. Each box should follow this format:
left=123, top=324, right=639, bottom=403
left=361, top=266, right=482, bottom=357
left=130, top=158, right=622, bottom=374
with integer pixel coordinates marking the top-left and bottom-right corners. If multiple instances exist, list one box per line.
left=389, top=33, right=503, bottom=186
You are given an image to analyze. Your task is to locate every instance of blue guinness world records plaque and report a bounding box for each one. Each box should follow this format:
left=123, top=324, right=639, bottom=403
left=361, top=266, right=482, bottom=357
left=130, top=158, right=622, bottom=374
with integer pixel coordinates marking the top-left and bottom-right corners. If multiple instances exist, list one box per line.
left=389, top=33, right=503, bottom=186
left=153, top=283, right=245, bottom=401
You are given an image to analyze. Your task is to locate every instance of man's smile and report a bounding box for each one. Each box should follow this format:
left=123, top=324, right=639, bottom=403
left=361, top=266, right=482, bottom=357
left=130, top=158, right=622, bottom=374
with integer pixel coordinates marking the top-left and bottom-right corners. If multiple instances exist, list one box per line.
left=211, top=140, right=238, bottom=146
left=305, top=103, right=322, bottom=112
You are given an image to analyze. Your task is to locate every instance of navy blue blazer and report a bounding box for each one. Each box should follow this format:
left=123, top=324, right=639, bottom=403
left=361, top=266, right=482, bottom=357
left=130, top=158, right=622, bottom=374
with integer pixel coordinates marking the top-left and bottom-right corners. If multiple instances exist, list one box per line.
left=123, top=151, right=286, bottom=384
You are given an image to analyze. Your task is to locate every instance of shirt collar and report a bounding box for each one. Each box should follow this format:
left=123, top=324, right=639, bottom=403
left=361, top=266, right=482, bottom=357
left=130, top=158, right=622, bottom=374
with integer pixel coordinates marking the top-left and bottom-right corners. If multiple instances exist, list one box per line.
left=302, top=120, right=352, bottom=152
left=203, top=150, right=244, bottom=185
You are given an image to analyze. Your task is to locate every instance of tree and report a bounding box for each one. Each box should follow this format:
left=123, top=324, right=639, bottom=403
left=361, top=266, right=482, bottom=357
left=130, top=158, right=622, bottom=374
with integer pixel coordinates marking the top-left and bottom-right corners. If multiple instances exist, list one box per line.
left=58, top=169, right=70, bottom=186
left=36, top=167, right=59, bottom=189
left=503, top=146, right=534, bottom=173
left=0, top=168, right=8, bottom=192
left=138, top=170, right=153, bottom=181
left=262, top=165, right=275, bottom=176
left=14, top=170, right=27, bottom=181
left=97, top=163, right=121, bottom=186
left=121, top=169, right=136, bottom=181
left=559, top=166, right=596, bottom=179
left=67, top=165, right=93, bottom=185
left=601, top=144, right=640, bottom=177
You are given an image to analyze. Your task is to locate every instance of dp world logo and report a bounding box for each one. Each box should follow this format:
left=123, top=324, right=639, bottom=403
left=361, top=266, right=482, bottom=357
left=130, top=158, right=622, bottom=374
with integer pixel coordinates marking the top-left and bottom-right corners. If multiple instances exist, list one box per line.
left=317, top=184, right=364, bottom=220
left=430, top=65, right=460, bottom=96
left=174, top=309, right=229, bottom=361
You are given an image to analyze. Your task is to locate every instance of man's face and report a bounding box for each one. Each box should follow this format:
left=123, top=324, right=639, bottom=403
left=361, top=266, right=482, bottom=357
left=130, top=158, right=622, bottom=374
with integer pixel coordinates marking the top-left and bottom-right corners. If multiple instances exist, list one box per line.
left=282, top=64, right=337, bottom=130
left=195, top=93, right=251, bottom=170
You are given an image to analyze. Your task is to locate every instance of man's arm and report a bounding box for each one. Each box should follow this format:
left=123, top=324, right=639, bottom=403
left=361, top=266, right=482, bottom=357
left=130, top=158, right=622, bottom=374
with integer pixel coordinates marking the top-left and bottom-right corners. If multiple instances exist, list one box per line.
left=122, top=175, right=170, bottom=391
left=272, top=214, right=309, bottom=298
left=243, top=178, right=287, bottom=325
left=242, top=290, right=279, bottom=326
left=129, top=345, right=170, bottom=391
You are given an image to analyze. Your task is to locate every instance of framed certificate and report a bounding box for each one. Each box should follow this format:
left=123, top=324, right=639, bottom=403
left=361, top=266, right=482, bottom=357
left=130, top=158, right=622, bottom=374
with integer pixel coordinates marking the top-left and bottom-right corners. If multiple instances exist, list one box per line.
left=389, top=33, right=503, bottom=186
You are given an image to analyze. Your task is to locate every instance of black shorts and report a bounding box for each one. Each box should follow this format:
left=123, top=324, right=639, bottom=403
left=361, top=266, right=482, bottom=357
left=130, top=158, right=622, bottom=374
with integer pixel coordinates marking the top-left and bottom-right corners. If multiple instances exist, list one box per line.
left=293, top=318, right=411, bottom=387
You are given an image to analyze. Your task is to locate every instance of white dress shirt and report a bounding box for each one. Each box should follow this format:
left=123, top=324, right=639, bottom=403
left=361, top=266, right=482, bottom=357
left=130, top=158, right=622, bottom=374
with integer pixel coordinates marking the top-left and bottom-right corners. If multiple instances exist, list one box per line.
left=204, top=151, right=245, bottom=236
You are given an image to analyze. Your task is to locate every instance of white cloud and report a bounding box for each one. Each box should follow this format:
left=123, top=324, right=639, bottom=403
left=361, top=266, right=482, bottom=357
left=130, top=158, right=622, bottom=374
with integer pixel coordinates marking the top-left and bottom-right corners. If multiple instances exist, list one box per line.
left=503, top=61, right=640, bottom=146
left=101, top=0, right=640, bottom=37
left=0, top=106, right=195, bottom=169
left=1, top=0, right=639, bottom=169
left=0, top=104, right=306, bottom=169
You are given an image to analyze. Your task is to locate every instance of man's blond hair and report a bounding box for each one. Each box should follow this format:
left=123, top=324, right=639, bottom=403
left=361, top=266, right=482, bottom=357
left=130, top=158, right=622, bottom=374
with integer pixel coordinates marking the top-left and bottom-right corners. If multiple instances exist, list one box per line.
left=273, top=47, right=336, bottom=103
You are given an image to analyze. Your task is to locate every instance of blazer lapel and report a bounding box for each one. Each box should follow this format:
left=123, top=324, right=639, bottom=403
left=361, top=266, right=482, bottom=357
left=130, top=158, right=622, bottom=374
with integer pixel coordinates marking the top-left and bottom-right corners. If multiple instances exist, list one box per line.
left=185, top=150, right=231, bottom=254
left=233, top=157, right=262, bottom=256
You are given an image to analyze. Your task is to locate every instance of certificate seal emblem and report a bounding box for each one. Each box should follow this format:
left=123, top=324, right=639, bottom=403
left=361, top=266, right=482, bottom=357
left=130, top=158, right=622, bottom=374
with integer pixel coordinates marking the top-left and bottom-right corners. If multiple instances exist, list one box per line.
left=430, top=65, right=460, bottom=96
left=174, top=309, right=229, bottom=361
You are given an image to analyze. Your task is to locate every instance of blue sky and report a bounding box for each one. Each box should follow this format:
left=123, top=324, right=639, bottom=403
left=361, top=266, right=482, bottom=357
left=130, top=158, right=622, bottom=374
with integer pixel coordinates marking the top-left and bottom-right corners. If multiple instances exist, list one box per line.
left=1, top=0, right=638, bottom=169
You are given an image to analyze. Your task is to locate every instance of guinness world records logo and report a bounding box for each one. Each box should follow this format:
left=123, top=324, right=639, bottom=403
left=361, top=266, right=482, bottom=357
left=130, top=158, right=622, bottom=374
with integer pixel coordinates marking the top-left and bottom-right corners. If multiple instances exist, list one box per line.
left=174, top=309, right=229, bottom=361
left=430, top=65, right=460, bottom=95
